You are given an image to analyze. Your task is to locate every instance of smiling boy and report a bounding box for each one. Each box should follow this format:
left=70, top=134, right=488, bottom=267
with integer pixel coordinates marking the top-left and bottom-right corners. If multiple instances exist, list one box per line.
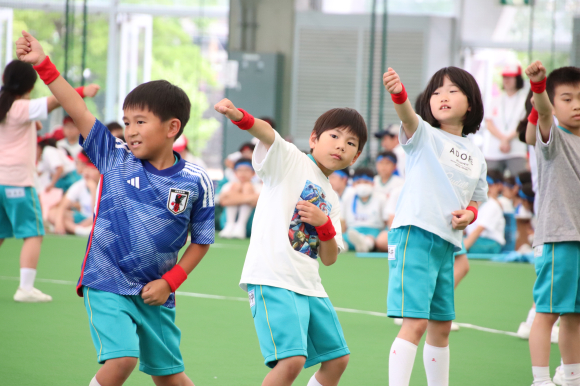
left=17, top=31, right=214, bottom=386
left=214, top=99, right=366, bottom=386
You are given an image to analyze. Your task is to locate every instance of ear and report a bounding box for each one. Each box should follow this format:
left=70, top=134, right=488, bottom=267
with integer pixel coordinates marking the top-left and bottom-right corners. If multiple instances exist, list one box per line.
left=167, top=118, right=181, bottom=140
left=308, top=131, right=318, bottom=150
left=349, top=150, right=362, bottom=166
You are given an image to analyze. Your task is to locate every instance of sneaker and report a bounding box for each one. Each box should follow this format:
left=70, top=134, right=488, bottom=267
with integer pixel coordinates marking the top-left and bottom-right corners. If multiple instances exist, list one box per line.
left=219, top=223, right=235, bottom=239
left=393, top=318, right=403, bottom=326
left=551, top=325, right=560, bottom=344
left=517, top=322, right=532, bottom=339
left=553, top=366, right=565, bottom=385
left=231, top=222, right=247, bottom=239
left=347, top=229, right=369, bottom=252
left=14, top=287, right=52, bottom=303
left=451, top=322, right=460, bottom=331
left=530, top=383, right=556, bottom=386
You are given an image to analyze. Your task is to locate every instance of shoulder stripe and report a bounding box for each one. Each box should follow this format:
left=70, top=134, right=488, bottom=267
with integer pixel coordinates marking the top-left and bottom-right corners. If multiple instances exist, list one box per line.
left=183, top=166, right=215, bottom=207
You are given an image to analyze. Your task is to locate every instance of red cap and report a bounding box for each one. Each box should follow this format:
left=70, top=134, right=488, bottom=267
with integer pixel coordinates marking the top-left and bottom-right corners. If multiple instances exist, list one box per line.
left=502, top=64, right=522, bottom=77
left=78, top=152, right=97, bottom=169
left=172, top=135, right=188, bottom=153
left=49, top=127, right=65, bottom=141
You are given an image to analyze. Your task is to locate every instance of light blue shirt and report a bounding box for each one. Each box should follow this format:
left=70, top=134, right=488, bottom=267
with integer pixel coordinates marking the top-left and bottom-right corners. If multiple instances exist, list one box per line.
left=391, top=115, right=488, bottom=250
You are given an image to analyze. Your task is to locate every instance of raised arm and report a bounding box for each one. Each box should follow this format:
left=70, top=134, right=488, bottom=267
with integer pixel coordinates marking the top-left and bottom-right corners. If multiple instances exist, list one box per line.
left=45, top=83, right=100, bottom=114
left=214, top=98, right=275, bottom=150
left=16, top=31, right=97, bottom=139
left=383, top=68, right=419, bottom=139
left=525, top=61, right=552, bottom=143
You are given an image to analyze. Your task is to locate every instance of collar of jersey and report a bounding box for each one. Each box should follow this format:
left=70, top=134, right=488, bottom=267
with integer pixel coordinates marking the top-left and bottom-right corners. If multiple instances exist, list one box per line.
left=558, top=125, right=573, bottom=135
left=142, top=151, right=185, bottom=176
left=307, top=154, right=329, bottom=179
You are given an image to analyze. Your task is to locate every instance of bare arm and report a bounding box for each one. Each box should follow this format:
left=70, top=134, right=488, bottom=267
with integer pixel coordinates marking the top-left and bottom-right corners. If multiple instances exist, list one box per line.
left=464, top=225, right=484, bottom=251
left=53, top=196, right=72, bottom=234
left=45, top=84, right=100, bottom=114
left=485, top=119, right=507, bottom=141
left=16, top=31, right=97, bottom=139
left=525, top=61, right=552, bottom=143
left=318, top=238, right=339, bottom=266
left=214, top=98, right=275, bottom=150
left=383, top=68, right=419, bottom=139
left=451, top=200, right=479, bottom=231
left=525, top=121, right=537, bottom=146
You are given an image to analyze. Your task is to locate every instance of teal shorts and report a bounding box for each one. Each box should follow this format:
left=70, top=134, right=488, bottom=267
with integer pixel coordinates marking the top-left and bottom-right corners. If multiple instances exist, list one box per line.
left=55, top=171, right=81, bottom=192
left=0, top=185, right=44, bottom=239
left=343, top=226, right=382, bottom=250
left=83, top=287, right=184, bottom=376
left=454, top=240, right=467, bottom=257
left=387, top=226, right=455, bottom=321
left=248, top=284, right=350, bottom=369
left=469, top=237, right=502, bottom=254
left=533, top=242, right=580, bottom=314
left=72, top=209, right=88, bottom=224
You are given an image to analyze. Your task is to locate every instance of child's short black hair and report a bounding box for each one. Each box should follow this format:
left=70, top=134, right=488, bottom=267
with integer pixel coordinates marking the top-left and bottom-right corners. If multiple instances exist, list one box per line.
left=234, top=157, right=254, bottom=170
left=417, top=66, right=484, bottom=136
left=311, top=108, right=367, bottom=151
left=106, top=121, right=123, bottom=132
left=517, top=171, right=532, bottom=186
left=334, top=167, right=350, bottom=178
left=487, top=169, right=504, bottom=185
left=353, top=167, right=375, bottom=179
left=504, top=176, right=516, bottom=187
left=377, top=151, right=397, bottom=164
left=122, top=80, right=191, bottom=140
left=520, top=182, right=535, bottom=205
left=546, top=66, right=580, bottom=104
left=239, top=142, right=255, bottom=152
left=516, top=89, right=534, bottom=143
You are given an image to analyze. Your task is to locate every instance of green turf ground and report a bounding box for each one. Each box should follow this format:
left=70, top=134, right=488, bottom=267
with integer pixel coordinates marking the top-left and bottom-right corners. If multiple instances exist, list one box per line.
left=0, top=235, right=563, bottom=385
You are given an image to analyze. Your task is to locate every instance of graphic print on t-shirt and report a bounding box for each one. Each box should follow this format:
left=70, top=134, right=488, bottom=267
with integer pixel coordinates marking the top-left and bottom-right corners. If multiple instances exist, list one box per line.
left=288, top=180, right=332, bottom=259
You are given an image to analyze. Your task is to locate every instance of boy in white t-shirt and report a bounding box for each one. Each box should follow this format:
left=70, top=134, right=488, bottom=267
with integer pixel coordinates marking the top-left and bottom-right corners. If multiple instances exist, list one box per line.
left=464, top=170, right=506, bottom=254
left=341, top=167, right=387, bottom=253
left=218, top=158, right=262, bottom=239
left=214, top=99, right=367, bottom=386
left=329, top=167, right=351, bottom=203
left=57, top=115, right=82, bottom=158
left=374, top=151, right=404, bottom=199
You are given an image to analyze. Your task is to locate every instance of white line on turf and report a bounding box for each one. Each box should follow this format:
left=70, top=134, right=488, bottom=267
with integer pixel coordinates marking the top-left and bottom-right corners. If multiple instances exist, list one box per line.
left=0, top=275, right=520, bottom=337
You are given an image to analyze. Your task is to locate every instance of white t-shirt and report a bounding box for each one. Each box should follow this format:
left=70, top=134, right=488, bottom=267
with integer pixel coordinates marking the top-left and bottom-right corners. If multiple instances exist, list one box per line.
left=393, top=144, right=406, bottom=178
left=497, top=196, right=515, bottom=214
left=391, top=116, right=488, bottom=251
left=37, top=146, right=76, bottom=178
left=66, top=179, right=93, bottom=218
left=483, top=88, right=528, bottom=160
left=57, top=138, right=83, bottom=159
left=219, top=181, right=263, bottom=204
left=466, top=198, right=506, bottom=245
left=239, top=131, right=344, bottom=298
left=373, top=174, right=404, bottom=199
left=340, top=189, right=387, bottom=229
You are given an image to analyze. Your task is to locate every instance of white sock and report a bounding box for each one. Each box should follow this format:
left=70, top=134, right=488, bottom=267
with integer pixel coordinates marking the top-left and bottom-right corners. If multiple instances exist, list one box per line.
left=89, top=376, right=102, bottom=386
left=531, top=366, right=551, bottom=385
left=526, top=307, right=537, bottom=327
left=236, top=204, right=253, bottom=227
left=225, top=205, right=238, bottom=224
left=20, top=268, right=36, bottom=291
left=74, top=225, right=92, bottom=236
left=423, top=343, right=449, bottom=386
left=563, top=363, right=580, bottom=385
left=307, top=373, right=323, bottom=386
left=364, top=236, right=375, bottom=250
left=389, top=337, right=418, bottom=386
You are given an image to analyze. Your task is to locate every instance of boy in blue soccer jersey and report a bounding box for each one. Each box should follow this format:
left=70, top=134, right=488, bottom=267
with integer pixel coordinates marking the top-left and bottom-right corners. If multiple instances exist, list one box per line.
left=524, top=62, right=580, bottom=386
left=214, top=99, right=367, bottom=386
left=17, top=32, right=214, bottom=386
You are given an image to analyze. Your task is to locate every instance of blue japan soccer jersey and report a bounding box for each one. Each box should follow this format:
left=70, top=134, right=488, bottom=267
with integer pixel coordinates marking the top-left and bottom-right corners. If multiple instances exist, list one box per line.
left=77, top=120, right=215, bottom=307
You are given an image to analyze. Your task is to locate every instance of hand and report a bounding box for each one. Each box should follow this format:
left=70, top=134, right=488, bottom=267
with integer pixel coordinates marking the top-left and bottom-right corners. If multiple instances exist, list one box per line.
left=451, top=210, right=475, bottom=230
left=383, top=68, right=403, bottom=95
left=499, top=139, right=511, bottom=153
left=296, top=201, right=328, bottom=227
left=83, top=84, right=100, bottom=98
left=525, top=61, right=547, bottom=83
left=35, top=121, right=43, bottom=131
left=214, top=98, right=244, bottom=121
left=16, top=31, right=46, bottom=66
left=141, top=279, right=172, bottom=306
left=45, top=184, right=54, bottom=193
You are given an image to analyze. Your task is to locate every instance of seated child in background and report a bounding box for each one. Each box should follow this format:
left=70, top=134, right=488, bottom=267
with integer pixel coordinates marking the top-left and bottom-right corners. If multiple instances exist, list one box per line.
left=47, top=151, right=99, bottom=236
left=105, top=121, right=125, bottom=140
left=374, top=151, right=404, bottom=200
left=37, top=138, right=80, bottom=193
left=224, top=141, right=256, bottom=182
left=515, top=182, right=535, bottom=252
left=498, top=176, right=517, bottom=214
left=464, top=170, right=506, bottom=254
left=329, top=167, right=351, bottom=202
left=341, top=167, right=387, bottom=253
left=57, top=115, right=82, bottom=158
left=218, top=158, right=262, bottom=239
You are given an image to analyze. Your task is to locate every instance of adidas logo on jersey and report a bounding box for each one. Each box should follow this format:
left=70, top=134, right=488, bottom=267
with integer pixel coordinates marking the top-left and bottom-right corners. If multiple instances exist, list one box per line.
left=127, top=177, right=140, bottom=189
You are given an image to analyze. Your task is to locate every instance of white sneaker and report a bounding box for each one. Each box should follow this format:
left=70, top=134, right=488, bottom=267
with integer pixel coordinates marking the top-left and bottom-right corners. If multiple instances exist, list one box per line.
left=451, top=322, right=460, bottom=331
left=530, top=383, right=556, bottom=386
left=393, top=318, right=403, bottom=326
left=219, top=222, right=235, bottom=239
left=553, top=366, right=565, bottom=385
left=231, top=222, right=247, bottom=239
left=551, top=325, right=560, bottom=344
left=14, top=287, right=52, bottom=303
left=347, top=229, right=369, bottom=252
left=517, top=322, right=532, bottom=339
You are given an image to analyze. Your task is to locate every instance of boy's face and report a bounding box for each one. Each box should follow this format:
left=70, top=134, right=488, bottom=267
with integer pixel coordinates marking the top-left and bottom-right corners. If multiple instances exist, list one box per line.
left=381, top=135, right=398, bottom=151
left=430, top=76, right=471, bottom=126
left=502, top=76, right=516, bottom=93
left=63, top=122, right=80, bottom=141
left=234, top=165, right=254, bottom=183
left=82, top=165, right=101, bottom=182
left=329, top=173, right=348, bottom=193
left=241, top=148, right=253, bottom=159
left=309, top=127, right=361, bottom=173
left=502, top=184, right=518, bottom=199
left=488, top=182, right=503, bottom=196
left=552, top=83, right=580, bottom=131
left=123, top=108, right=181, bottom=160
left=376, top=158, right=396, bottom=179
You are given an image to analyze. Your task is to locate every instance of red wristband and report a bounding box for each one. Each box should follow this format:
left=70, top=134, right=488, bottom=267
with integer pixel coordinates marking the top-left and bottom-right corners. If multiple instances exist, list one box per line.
left=75, top=86, right=85, bottom=98
left=530, top=78, right=546, bottom=94
left=231, top=108, right=255, bottom=131
left=391, top=83, right=408, bottom=105
left=528, top=107, right=539, bottom=125
left=315, top=216, right=336, bottom=242
left=161, top=264, right=188, bottom=292
left=33, top=56, right=60, bottom=85
left=466, top=206, right=478, bottom=224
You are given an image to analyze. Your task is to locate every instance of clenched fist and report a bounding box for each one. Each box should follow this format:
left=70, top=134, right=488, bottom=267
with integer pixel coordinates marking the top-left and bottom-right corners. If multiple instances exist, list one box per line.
left=214, top=98, right=244, bottom=121
left=383, top=68, right=404, bottom=95
left=525, top=61, right=547, bottom=83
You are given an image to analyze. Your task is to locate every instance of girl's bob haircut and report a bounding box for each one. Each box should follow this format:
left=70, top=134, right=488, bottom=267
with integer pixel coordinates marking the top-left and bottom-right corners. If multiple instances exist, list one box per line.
left=417, top=66, right=484, bottom=136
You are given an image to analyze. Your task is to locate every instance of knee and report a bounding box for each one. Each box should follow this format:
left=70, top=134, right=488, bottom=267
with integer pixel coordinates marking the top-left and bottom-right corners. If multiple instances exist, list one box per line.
left=402, top=318, right=429, bottom=339
left=152, top=372, right=191, bottom=386
left=276, top=356, right=306, bottom=381
left=329, top=354, right=349, bottom=373
left=106, top=357, right=138, bottom=378
left=375, top=232, right=389, bottom=252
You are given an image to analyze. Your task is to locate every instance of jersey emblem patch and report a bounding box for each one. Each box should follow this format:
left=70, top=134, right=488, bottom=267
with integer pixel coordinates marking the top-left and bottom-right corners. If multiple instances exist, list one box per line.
left=167, top=188, right=190, bottom=215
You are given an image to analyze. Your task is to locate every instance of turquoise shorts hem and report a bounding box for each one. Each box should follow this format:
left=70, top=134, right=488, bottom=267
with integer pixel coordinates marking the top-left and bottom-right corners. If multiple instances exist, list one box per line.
left=535, top=306, right=580, bottom=315
left=139, top=363, right=185, bottom=377
left=264, top=349, right=307, bottom=368
left=98, top=350, right=140, bottom=364
left=304, top=347, right=350, bottom=368
left=0, top=185, right=45, bottom=239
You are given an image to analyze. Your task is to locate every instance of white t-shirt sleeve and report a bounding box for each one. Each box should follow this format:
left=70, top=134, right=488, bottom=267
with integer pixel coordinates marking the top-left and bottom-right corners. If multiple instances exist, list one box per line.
left=398, top=115, right=430, bottom=154
left=470, top=156, right=488, bottom=203
left=329, top=197, right=345, bottom=253
left=42, top=146, right=64, bottom=172
left=65, top=180, right=83, bottom=202
left=28, top=98, right=48, bottom=121
left=252, top=130, right=303, bottom=187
